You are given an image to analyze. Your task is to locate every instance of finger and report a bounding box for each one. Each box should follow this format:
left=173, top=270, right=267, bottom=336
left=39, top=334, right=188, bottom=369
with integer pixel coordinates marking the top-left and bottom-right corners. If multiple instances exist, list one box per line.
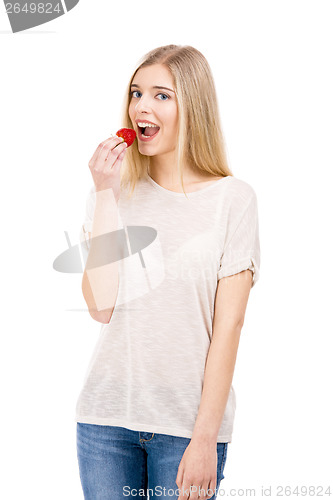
left=176, top=469, right=185, bottom=499
left=104, top=142, right=127, bottom=169
left=178, top=481, right=190, bottom=499
left=199, top=480, right=212, bottom=499
left=89, top=136, right=124, bottom=167
left=88, top=136, right=114, bottom=167
left=97, top=137, right=125, bottom=165
left=97, top=136, right=124, bottom=162
left=206, top=478, right=216, bottom=499
left=188, top=483, right=200, bottom=499
left=109, top=146, right=127, bottom=171
left=105, top=147, right=126, bottom=175
left=176, top=465, right=184, bottom=487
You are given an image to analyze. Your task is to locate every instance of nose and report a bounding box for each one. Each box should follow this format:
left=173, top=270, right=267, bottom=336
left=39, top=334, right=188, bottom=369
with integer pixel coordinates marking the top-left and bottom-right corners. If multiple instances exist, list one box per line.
left=135, top=94, right=152, bottom=114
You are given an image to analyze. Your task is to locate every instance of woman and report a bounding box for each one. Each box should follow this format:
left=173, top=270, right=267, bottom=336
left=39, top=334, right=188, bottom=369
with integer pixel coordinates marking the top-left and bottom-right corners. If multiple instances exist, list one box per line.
left=76, top=44, right=260, bottom=500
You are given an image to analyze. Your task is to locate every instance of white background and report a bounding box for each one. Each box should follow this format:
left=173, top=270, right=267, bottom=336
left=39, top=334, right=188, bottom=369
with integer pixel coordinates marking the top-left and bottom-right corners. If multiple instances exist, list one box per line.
left=1, top=0, right=332, bottom=498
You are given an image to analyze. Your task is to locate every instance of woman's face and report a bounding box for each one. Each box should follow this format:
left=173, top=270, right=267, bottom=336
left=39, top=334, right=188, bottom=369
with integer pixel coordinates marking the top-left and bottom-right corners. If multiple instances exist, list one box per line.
left=128, top=64, right=178, bottom=159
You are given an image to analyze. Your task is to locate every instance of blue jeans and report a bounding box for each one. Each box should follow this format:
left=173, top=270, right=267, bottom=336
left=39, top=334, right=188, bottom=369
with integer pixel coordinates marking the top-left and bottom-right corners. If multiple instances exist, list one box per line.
left=76, top=423, right=228, bottom=499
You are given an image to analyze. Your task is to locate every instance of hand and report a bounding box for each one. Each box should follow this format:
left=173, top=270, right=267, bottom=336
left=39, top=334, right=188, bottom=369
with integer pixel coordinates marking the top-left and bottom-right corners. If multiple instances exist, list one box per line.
left=88, top=135, right=127, bottom=201
left=176, top=439, right=218, bottom=499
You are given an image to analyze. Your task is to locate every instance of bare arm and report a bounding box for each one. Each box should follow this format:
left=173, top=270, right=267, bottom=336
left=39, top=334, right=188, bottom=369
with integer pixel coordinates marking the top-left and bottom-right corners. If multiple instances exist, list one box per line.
left=191, top=269, right=253, bottom=443
left=81, top=187, right=120, bottom=324
left=82, top=135, right=127, bottom=324
left=176, top=270, right=253, bottom=498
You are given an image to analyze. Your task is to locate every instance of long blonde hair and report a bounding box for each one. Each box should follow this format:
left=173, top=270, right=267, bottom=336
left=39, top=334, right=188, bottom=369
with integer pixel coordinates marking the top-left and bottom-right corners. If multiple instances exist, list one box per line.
left=120, top=44, right=233, bottom=199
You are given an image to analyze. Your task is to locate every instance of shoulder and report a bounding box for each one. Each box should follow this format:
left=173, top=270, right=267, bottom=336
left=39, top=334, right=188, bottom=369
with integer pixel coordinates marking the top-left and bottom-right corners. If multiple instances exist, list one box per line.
left=226, top=175, right=257, bottom=199
left=224, top=176, right=257, bottom=214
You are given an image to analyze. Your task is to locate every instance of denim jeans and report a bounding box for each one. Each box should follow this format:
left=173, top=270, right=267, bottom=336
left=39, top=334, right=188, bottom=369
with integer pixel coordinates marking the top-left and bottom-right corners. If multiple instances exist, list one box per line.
left=76, top=422, right=228, bottom=499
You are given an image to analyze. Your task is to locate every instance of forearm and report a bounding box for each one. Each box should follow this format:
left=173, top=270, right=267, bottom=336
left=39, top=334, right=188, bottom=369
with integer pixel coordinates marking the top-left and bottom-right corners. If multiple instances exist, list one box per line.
left=191, top=323, right=242, bottom=444
left=81, top=188, right=120, bottom=321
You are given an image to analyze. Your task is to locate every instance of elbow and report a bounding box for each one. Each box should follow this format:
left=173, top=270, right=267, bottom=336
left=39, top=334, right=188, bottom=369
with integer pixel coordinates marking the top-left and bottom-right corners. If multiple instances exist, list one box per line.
left=81, top=279, right=114, bottom=324
left=88, top=307, right=113, bottom=324
left=237, top=315, right=246, bottom=330
left=218, top=315, right=245, bottom=333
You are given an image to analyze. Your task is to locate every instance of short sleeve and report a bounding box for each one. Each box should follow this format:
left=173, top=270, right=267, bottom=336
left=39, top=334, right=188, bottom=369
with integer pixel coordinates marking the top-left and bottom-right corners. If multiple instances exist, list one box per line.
left=217, top=191, right=260, bottom=288
left=79, top=185, right=96, bottom=253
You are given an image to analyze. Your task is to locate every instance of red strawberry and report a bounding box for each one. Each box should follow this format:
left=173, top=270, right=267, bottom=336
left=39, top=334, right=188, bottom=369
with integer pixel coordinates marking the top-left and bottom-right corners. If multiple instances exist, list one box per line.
left=116, top=128, right=136, bottom=147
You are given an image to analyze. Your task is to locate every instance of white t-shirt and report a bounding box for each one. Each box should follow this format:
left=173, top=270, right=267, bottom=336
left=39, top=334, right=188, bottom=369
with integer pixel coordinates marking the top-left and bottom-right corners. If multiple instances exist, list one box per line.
left=75, top=174, right=260, bottom=443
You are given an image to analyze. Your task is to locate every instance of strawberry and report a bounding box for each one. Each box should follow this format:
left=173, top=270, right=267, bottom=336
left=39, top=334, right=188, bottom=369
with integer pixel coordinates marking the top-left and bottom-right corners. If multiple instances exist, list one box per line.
left=116, top=128, right=136, bottom=147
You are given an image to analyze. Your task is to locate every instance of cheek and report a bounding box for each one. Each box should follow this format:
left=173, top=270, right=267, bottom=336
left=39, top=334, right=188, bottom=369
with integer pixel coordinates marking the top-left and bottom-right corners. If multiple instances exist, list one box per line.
left=166, top=109, right=178, bottom=137
left=164, top=106, right=178, bottom=135
left=128, top=102, right=135, bottom=120
left=168, top=106, right=178, bottom=129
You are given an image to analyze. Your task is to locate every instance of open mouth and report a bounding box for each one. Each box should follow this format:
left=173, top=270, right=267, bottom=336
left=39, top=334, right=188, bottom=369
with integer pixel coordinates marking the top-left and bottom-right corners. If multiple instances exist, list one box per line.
left=137, top=122, right=160, bottom=141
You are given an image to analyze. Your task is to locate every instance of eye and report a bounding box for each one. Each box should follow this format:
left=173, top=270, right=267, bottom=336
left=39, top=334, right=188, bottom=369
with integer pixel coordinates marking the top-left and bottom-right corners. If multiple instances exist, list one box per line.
left=131, top=90, right=142, bottom=98
left=156, top=93, right=169, bottom=101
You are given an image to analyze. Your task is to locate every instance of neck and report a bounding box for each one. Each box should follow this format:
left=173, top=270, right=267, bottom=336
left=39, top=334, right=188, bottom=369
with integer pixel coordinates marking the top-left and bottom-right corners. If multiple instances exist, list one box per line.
left=149, top=152, right=198, bottom=188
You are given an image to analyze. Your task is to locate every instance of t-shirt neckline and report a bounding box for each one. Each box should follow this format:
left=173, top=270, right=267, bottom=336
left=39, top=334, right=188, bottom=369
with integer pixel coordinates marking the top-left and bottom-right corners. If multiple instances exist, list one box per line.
left=146, top=174, right=231, bottom=197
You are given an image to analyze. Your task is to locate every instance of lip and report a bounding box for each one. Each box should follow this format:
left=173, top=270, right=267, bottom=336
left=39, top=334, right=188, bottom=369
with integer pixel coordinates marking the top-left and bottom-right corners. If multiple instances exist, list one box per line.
left=137, top=127, right=160, bottom=142
left=135, top=119, right=159, bottom=127
left=135, top=119, right=160, bottom=142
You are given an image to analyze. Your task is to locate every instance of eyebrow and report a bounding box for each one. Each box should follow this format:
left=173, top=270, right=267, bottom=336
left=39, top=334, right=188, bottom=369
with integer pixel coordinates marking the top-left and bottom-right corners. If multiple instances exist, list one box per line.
left=130, top=84, right=175, bottom=93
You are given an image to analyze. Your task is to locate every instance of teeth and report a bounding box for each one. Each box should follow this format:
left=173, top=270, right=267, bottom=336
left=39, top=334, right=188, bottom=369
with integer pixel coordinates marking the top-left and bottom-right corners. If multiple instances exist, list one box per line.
left=138, top=122, right=159, bottom=128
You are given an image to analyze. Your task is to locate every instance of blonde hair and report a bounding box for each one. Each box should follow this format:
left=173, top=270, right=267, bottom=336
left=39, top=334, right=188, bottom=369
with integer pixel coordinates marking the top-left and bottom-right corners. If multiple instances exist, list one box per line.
left=120, top=44, right=233, bottom=199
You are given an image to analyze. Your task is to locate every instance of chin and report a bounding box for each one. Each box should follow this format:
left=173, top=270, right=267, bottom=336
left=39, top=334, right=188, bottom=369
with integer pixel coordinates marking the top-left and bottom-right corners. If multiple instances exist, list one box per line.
left=138, top=144, right=158, bottom=156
